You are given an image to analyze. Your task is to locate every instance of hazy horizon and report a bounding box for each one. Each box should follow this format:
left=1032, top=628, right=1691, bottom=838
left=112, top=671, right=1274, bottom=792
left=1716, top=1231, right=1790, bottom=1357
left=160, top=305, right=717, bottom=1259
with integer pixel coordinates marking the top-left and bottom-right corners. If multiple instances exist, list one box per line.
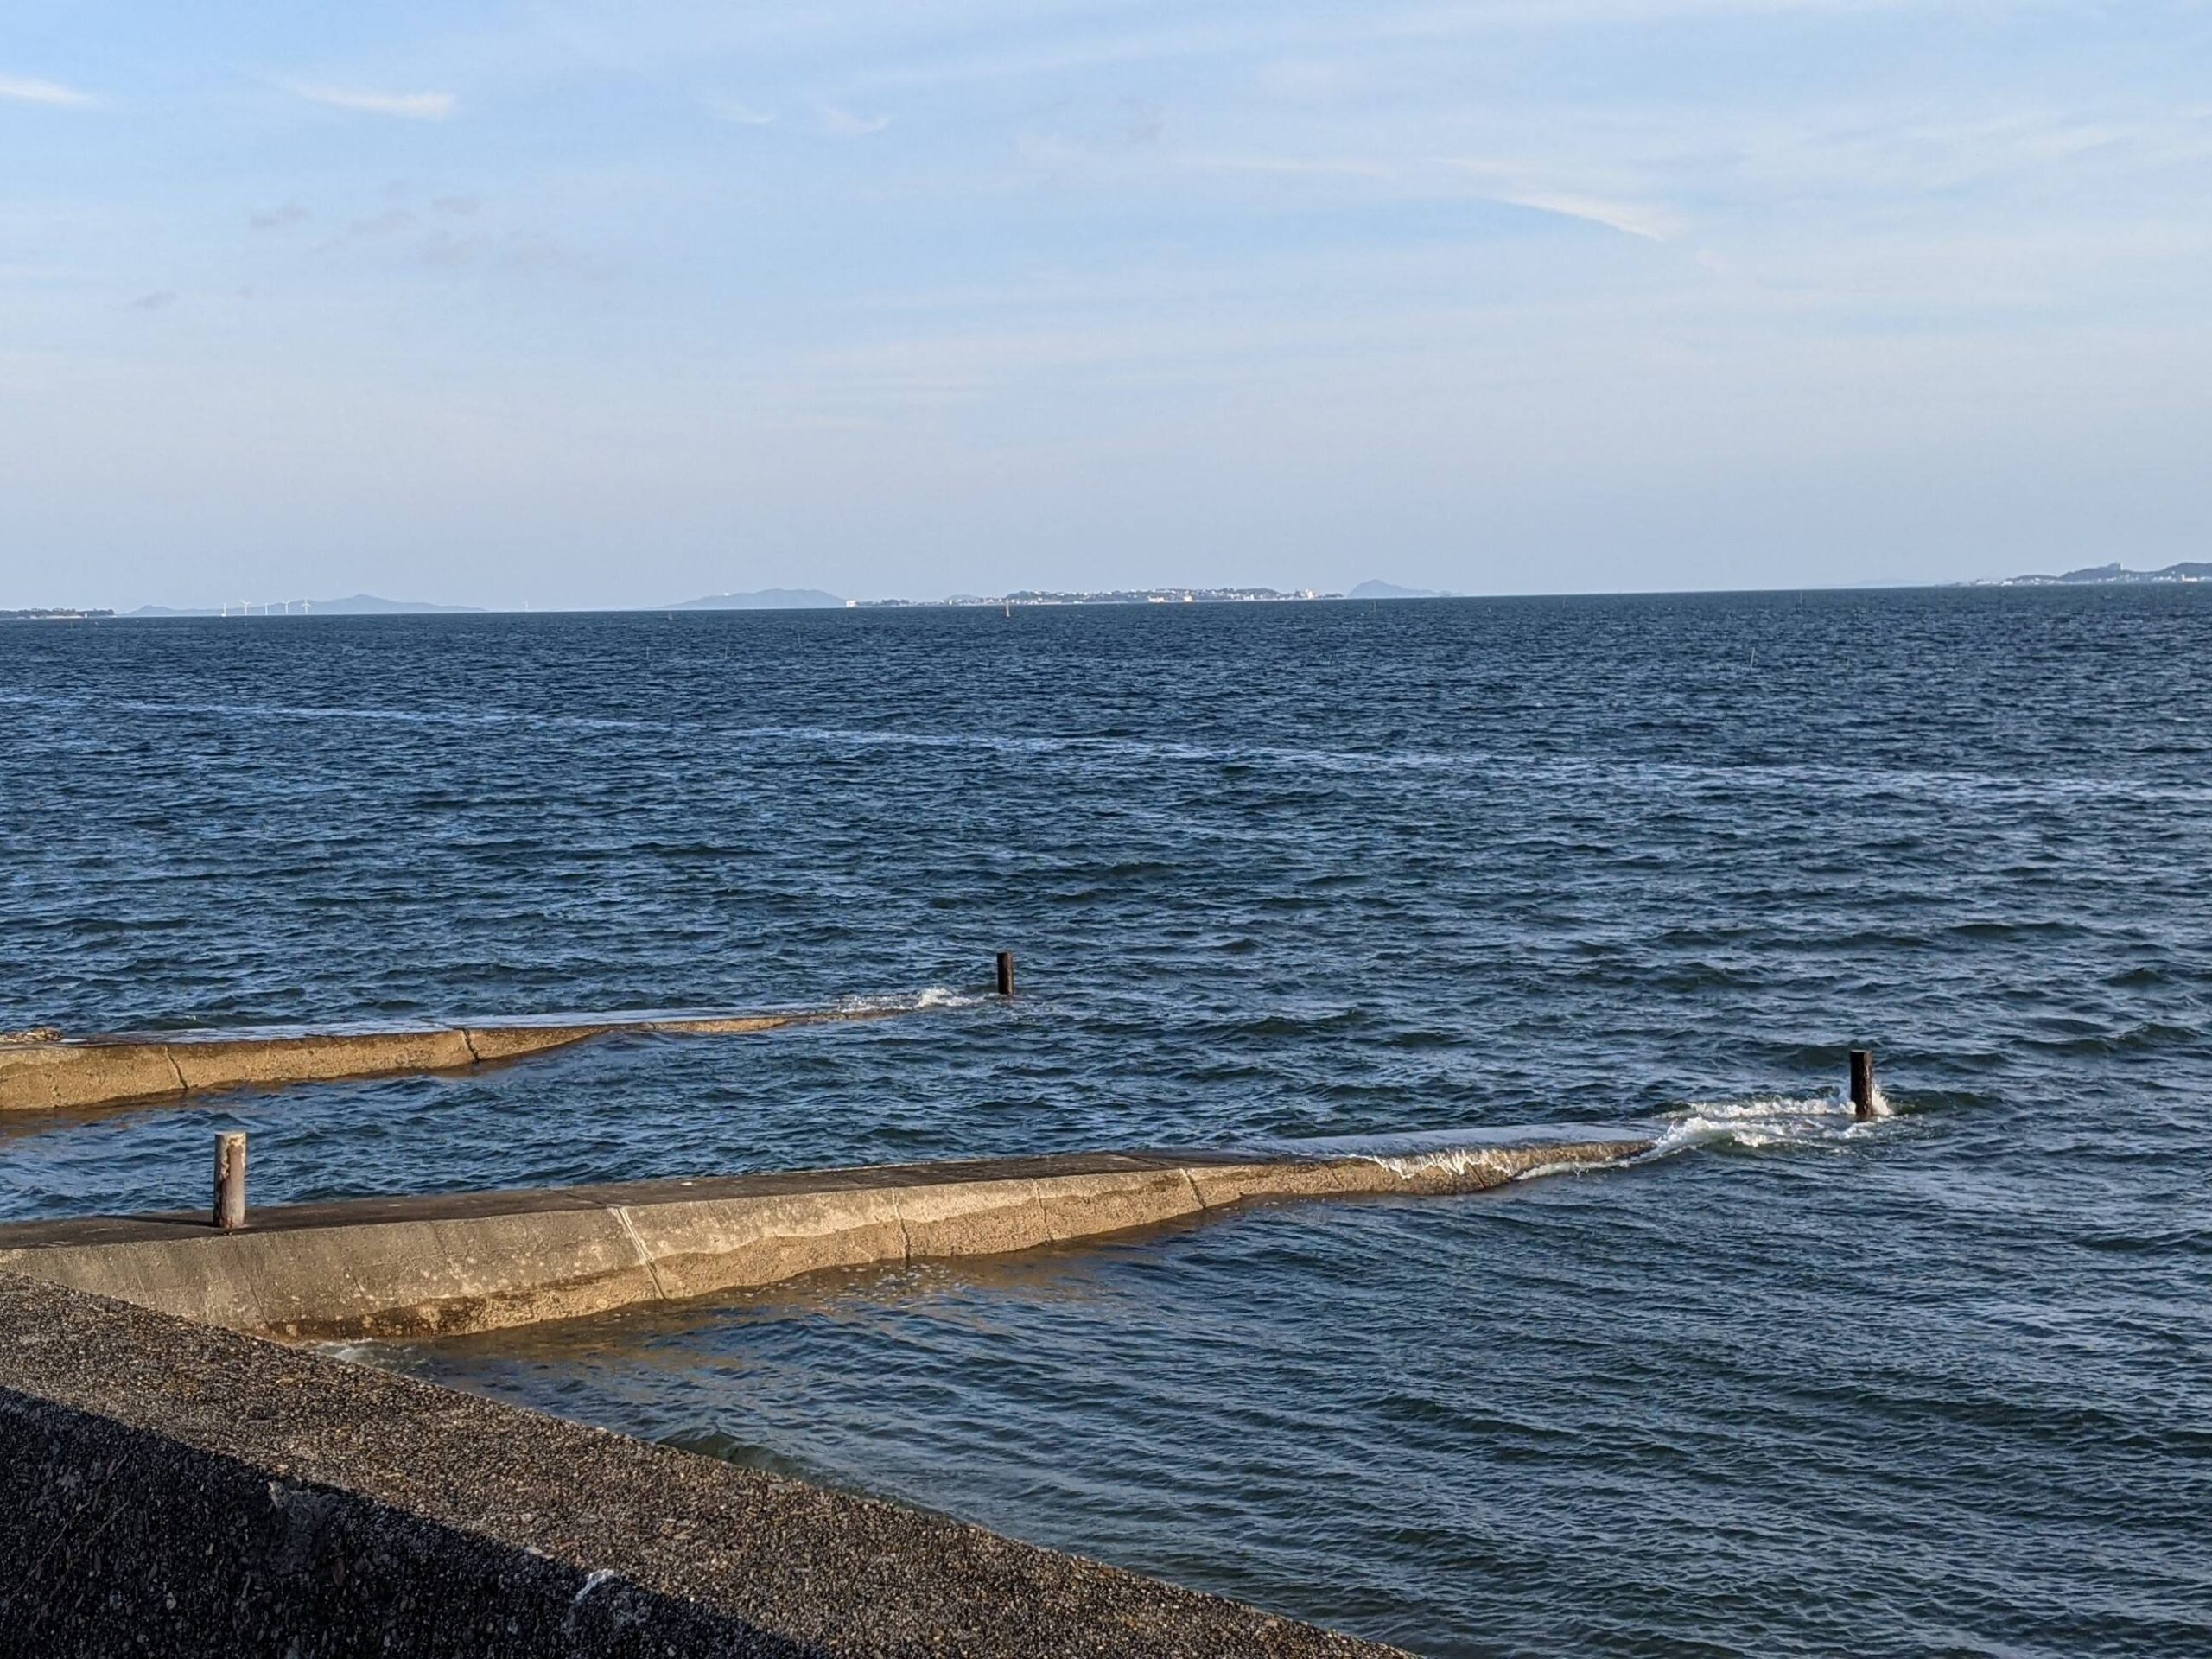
left=5, top=3, right=2208, bottom=612
left=33, top=565, right=2211, bottom=617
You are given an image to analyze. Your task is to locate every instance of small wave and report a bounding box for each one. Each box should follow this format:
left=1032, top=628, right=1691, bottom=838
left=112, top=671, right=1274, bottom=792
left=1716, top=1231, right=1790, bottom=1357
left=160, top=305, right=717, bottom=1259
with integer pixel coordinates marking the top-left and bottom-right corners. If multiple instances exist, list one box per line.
left=1255, top=1093, right=1894, bottom=1179
left=1364, top=1146, right=1519, bottom=1180
left=1643, top=1089, right=1890, bottom=1158
left=1251, top=1124, right=1624, bottom=1160
left=835, top=985, right=991, bottom=1015
left=308, top=1340, right=387, bottom=1364
left=1249, top=1127, right=1652, bottom=1185
left=1359, top=1144, right=1646, bottom=1184
left=1510, top=1154, right=1638, bottom=1181
left=10, top=686, right=2203, bottom=804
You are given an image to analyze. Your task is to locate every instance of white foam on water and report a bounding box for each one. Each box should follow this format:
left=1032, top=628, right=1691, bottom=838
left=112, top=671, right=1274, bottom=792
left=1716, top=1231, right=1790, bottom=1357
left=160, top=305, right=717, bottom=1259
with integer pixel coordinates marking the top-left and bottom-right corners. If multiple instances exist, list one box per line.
left=1358, top=1144, right=1652, bottom=1184
left=1362, top=1145, right=1519, bottom=1181
left=1508, top=1154, right=1639, bottom=1182
left=1249, top=1128, right=1650, bottom=1185
left=1252, top=1090, right=1897, bottom=1184
left=1255, top=1124, right=1609, bottom=1160
left=1643, top=1088, right=1891, bottom=1159
left=308, top=1340, right=385, bottom=1364
left=836, top=984, right=990, bottom=1015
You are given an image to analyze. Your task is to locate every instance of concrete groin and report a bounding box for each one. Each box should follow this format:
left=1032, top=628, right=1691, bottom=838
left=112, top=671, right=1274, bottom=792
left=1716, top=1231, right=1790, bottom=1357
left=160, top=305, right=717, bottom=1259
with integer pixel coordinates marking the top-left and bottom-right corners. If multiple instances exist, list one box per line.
left=0, top=1273, right=1402, bottom=1656
left=0, top=1141, right=1650, bottom=1342
left=0, top=1004, right=919, bottom=1116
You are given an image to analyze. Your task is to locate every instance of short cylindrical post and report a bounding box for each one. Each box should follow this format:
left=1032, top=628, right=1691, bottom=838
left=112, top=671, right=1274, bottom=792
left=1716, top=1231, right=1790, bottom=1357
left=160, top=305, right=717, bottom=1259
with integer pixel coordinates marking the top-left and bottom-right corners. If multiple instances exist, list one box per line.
left=995, top=951, right=1015, bottom=998
left=1849, top=1050, right=1875, bottom=1120
left=213, top=1132, right=247, bottom=1230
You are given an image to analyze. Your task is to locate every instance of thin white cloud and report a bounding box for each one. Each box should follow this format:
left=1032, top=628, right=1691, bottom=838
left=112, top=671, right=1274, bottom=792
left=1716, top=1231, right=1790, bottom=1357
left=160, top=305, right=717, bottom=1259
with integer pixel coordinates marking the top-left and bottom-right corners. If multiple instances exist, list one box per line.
left=284, top=81, right=455, bottom=121
left=1185, top=151, right=1681, bottom=239
left=820, top=105, right=891, bottom=137
left=1488, top=188, right=1682, bottom=242
left=0, top=73, right=97, bottom=108
left=1438, top=159, right=1682, bottom=240
left=708, top=97, right=776, bottom=126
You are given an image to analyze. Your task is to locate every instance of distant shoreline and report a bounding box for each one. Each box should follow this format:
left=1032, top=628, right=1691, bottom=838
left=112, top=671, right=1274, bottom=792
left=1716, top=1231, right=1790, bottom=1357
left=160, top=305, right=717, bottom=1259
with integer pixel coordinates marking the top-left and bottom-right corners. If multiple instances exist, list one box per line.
left=1974, top=560, right=2209, bottom=588
left=18, top=575, right=2210, bottom=620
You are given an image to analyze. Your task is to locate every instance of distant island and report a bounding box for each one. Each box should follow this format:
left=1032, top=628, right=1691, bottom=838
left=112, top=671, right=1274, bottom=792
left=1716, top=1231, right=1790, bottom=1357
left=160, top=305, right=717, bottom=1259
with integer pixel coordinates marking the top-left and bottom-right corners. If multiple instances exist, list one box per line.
left=670, top=588, right=849, bottom=610
left=83, top=579, right=1464, bottom=617
left=1, top=607, right=112, bottom=622
left=859, top=586, right=1334, bottom=607
left=130, top=594, right=486, bottom=617
left=676, top=585, right=1357, bottom=609
left=1347, top=580, right=1454, bottom=601
left=1995, top=562, right=2210, bottom=586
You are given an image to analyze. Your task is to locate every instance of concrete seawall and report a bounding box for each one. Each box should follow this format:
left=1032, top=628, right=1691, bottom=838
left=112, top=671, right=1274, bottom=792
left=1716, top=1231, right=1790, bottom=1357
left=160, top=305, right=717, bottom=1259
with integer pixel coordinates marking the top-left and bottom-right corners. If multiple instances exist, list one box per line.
left=0, top=1005, right=918, bottom=1116
left=0, top=1142, right=1649, bottom=1342
left=0, top=1273, right=1402, bottom=1656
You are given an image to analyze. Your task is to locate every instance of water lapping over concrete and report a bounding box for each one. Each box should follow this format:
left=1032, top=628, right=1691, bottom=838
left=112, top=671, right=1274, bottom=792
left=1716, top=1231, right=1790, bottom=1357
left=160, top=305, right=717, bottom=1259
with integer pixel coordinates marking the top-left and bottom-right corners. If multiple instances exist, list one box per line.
left=0, top=995, right=957, bottom=1115
left=0, top=1141, right=1649, bottom=1342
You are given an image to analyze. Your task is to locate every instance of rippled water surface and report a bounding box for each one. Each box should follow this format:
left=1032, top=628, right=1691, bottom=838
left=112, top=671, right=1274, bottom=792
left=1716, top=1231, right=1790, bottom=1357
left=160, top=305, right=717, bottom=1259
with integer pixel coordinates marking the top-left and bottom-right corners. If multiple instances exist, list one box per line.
left=4, top=591, right=2209, bottom=1656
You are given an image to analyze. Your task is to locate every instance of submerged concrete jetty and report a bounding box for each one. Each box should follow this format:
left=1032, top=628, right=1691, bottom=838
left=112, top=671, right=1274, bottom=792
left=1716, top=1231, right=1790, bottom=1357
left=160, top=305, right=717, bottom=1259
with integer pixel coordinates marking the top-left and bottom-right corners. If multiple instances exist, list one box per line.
left=0, top=1273, right=1402, bottom=1656
left=0, top=1141, right=1649, bottom=1342
left=0, top=1003, right=918, bottom=1116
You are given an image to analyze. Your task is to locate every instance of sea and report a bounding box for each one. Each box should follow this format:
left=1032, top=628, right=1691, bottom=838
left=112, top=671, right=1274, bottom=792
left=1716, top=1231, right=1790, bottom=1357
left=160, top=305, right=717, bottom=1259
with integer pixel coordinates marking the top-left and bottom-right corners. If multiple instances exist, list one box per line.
left=3, top=588, right=2207, bottom=1656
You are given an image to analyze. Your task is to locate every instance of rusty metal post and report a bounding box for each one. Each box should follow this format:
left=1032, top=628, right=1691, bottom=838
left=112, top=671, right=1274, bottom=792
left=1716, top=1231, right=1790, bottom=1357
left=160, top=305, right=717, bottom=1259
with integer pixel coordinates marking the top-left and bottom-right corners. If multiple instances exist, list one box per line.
left=1849, top=1050, right=1875, bottom=1121
left=995, top=951, right=1015, bottom=998
left=213, top=1132, right=247, bottom=1230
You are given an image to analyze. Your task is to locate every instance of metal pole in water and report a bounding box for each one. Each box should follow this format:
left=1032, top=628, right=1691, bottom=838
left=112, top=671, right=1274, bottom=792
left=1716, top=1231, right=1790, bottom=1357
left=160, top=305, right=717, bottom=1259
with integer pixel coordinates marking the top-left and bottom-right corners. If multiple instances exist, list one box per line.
left=996, top=951, right=1016, bottom=998
left=213, top=1133, right=247, bottom=1230
left=1849, top=1050, right=1876, bottom=1120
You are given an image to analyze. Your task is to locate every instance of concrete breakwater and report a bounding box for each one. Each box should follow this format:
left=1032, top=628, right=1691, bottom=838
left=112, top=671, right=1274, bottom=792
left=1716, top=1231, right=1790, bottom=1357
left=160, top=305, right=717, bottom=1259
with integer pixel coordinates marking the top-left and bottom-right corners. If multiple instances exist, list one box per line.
left=0, top=1003, right=922, bottom=1115
left=0, top=1273, right=1401, bottom=1656
left=0, top=1141, right=1650, bottom=1342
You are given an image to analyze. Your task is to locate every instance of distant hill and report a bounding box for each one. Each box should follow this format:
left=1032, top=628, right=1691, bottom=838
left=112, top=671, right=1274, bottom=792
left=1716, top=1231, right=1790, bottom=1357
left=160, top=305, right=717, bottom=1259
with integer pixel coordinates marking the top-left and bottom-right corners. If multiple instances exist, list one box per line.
left=2000, top=563, right=2211, bottom=586
left=1348, top=580, right=1453, bottom=601
left=670, top=588, right=847, bottom=611
left=130, top=594, right=483, bottom=617
left=316, top=594, right=485, bottom=614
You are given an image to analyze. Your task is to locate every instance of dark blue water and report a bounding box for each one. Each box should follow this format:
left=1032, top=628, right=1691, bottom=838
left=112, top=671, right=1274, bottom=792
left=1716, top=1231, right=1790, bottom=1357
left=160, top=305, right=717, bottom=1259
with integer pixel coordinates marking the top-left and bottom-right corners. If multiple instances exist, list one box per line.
left=3, top=591, right=2209, bottom=1656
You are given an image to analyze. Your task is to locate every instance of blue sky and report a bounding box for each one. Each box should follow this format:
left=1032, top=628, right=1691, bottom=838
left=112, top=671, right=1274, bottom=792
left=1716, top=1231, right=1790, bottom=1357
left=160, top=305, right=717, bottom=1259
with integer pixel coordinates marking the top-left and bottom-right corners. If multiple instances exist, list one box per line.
left=3, top=2, right=2208, bottom=608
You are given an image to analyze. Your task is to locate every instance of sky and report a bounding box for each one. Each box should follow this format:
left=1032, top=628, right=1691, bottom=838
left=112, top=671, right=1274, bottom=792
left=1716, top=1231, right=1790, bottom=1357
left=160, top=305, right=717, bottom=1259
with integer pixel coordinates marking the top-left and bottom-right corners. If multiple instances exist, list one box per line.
left=3, top=2, right=2209, bottom=610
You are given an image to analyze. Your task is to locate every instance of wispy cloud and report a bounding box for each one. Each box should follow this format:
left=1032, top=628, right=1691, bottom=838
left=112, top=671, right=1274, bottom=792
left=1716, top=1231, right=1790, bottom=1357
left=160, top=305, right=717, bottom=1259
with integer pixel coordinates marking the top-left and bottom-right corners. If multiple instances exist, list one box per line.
left=0, top=73, right=97, bottom=108
left=432, top=194, right=480, bottom=216
left=1184, top=150, right=1682, bottom=239
left=250, top=201, right=310, bottom=231
left=283, top=81, right=455, bottom=121
left=821, top=105, right=892, bottom=137
left=1483, top=187, right=1682, bottom=242
left=708, top=97, right=776, bottom=127
left=124, top=290, right=176, bottom=312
